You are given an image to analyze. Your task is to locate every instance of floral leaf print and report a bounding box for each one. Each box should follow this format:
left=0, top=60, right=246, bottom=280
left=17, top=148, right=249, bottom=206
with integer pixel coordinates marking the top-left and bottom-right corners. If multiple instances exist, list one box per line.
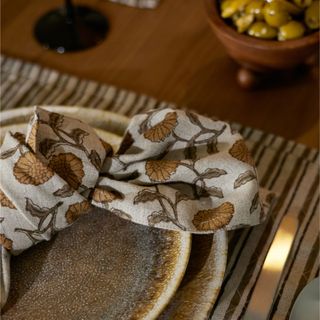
left=144, top=112, right=178, bottom=142
left=14, top=152, right=54, bottom=185
left=192, top=202, right=234, bottom=231
left=69, top=128, right=89, bottom=145
left=147, top=211, right=170, bottom=227
left=89, top=149, right=102, bottom=171
left=39, top=138, right=59, bottom=158
left=250, top=192, right=259, bottom=214
left=12, top=132, right=26, bottom=144
left=207, top=137, right=218, bottom=154
left=138, top=115, right=150, bottom=135
left=65, top=200, right=91, bottom=224
left=117, top=132, right=134, bottom=155
left=53, top=184, right=74, bottom=198
left=145, top=160, right=180, bottom=182
left=100, top=138, right=113, bottom=156
left=133, top=189, right=162, bottom=204
left=175, top=191, right=191, bottom=203
left=27, top=122, right=38, bottom=151
left=0, top=189, right=16, bottom=209
left=185, top=111, right=203, bottom=128
left=110, top=208, right=132, bottom=221
left=49, top=112, right=64, bottom=129
left=92, top=187, right=123, bottom=203
left=49, top=153, right=84, bottom=190
left=184, top=146, right=197, bottom=160
left=234, top=170, right=256, bottom=189
left=0, top=234, right=13, bottom=250
left=207, top=186, right=224, bottom=199
left=229, top=139, right=255, bottom=166
left=25, top=198, right=49, bottom=216
left=25, top=198, right=63, bottom=230
left=0, top=146, right=19, bottom=160
left=114, top=170, right=141, bottom=181
left=200, top=168, right=227, bottom=179
left=50, top=153, right=84, bottom=188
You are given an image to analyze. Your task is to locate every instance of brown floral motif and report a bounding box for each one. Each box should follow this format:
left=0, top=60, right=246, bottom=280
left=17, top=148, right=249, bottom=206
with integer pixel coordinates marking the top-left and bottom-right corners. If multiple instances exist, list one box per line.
left=144, top=112, right=178, bottom=142
left=12, top=132, right=26, bottom=144
left=65, top=200, right=91, bottom=224
left=49, top=112, right=64, bottom=128
left=0, top=234, right=13, bottom=250
left=229, top=140, right=255, bottom=166
left=0, top=189, right=16, bottom=209
left=192, top=202, right=234, bottom=231
left=92, top=187, right=122, bottom=203
left=110, top=208, right=132, bottom=221
left=48, top=153, right=84, bottom=190
left=145, top=160, right=180, bottom=182
left=100, top=138, right=113, bottom=156
left=27, top=121, right=39, bottom=151
left=13, top=152, right=54, bottom=185
left=234, top=170, right=256, bottom=189
left=117, top=132, right=134, bottom=154
left=14, top=199, right=63, bottom=244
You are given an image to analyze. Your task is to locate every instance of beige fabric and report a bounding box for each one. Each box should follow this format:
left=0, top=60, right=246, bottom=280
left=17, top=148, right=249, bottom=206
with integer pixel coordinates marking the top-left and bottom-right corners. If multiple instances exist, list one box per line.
left=1, top=55, right=318, bottom=320
left=0, top=107, right=264, bottom=307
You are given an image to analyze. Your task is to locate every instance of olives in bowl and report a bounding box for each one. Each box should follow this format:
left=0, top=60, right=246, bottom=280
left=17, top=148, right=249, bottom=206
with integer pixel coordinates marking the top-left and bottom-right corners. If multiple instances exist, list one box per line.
left=220, top=0, right=319, bottom=40
left=205, top=0, right=319, bottom=88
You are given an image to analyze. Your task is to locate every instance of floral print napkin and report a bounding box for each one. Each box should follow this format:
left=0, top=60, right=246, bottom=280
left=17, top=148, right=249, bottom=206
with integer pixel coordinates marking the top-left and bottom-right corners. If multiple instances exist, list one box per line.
left=0, top=107, right=265, bottom=307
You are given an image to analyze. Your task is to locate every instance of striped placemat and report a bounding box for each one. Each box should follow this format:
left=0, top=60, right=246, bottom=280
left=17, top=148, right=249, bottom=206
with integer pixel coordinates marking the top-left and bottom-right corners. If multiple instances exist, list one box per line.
left=1, top=55, right=319, bottom=320
left=109, top=0, right=160, bottom=9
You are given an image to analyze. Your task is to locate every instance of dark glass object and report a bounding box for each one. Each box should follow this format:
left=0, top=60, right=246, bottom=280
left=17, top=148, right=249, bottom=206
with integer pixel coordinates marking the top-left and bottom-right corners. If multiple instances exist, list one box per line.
left=34, top=0, right=109, bottom=53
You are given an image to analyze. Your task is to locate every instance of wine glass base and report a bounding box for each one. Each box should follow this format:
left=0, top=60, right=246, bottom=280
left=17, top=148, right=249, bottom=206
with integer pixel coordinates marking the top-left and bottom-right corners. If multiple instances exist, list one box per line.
left=34, top=6, right=109, bottom=53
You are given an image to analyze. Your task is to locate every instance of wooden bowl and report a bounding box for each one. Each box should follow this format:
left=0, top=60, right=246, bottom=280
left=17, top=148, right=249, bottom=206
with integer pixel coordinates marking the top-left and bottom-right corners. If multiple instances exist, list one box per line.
left=205, top=0, right=320, bottom=88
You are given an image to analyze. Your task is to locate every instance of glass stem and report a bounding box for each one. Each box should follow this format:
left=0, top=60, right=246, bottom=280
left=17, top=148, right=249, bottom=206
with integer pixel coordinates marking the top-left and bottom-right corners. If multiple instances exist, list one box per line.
left=65, top=0, right=75, bottom=23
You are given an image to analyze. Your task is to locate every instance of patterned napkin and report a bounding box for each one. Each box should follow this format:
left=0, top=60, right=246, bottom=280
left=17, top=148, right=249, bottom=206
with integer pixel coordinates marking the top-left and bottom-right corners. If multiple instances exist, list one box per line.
left=0, top=107, right=264, bottom=307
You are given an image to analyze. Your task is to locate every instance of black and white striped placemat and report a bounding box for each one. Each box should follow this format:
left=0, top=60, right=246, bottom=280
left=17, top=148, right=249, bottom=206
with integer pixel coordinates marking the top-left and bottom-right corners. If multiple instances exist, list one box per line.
left=1, top=55, right=319, bottom=320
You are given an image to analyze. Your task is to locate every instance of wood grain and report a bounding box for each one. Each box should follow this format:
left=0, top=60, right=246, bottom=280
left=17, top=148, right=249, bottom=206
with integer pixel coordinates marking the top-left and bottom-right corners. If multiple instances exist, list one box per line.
left=1, top=0, right=319, bottom=148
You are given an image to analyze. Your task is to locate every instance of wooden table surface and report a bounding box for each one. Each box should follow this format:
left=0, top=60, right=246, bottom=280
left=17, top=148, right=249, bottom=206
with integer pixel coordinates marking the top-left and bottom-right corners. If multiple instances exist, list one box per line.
left=1, top=0, right=319, bottom=148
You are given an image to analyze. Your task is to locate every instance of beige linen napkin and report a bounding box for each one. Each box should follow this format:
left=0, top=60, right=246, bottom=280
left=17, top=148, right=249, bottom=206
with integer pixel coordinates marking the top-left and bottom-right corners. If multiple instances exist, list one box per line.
left=0, top=107, right=264, bottom=307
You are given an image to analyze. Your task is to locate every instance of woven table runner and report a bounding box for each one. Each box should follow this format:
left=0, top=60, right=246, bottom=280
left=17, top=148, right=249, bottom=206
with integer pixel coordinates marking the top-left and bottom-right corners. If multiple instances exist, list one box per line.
left=1, top=55, right=319, bottom=320
left=109, top=0, right=160, bottom=9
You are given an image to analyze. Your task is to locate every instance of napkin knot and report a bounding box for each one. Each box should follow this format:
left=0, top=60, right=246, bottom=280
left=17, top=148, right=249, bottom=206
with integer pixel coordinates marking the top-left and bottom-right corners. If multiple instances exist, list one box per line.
left=0, top=106, right=265, bottom=307
left=0, top=107, right=265, bottom=255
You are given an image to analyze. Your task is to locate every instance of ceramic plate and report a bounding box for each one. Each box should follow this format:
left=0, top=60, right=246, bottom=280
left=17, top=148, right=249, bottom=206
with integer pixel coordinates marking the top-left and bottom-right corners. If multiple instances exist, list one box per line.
left=0, top=106, right=228, bottom=320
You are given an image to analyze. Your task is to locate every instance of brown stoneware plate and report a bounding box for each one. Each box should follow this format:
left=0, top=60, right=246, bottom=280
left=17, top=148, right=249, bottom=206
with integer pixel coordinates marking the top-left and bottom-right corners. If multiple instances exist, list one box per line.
left=0, top=106, right=228, bottom=320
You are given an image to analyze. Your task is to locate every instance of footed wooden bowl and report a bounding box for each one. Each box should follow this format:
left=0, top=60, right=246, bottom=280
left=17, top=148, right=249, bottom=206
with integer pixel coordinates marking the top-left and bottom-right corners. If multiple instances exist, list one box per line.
left=205, top=0, right=319, bottom=88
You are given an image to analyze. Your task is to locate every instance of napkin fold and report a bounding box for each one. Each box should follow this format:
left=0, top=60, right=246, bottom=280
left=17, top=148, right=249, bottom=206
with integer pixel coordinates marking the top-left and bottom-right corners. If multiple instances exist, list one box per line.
left=0, top=107, right=265, bottom=308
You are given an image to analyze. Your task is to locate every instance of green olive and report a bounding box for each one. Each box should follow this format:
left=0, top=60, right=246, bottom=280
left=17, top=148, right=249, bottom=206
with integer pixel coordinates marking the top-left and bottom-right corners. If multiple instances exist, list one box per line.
left=247, top=21, right=278, bottom=38
left=245, top=0, right=265, bottom=20
left=221, top=0, right=237, bottom=18
left=221, top=0, right=251, bottom=18
left=305, top=1, right=320, bottom=29
left=278, top=21, right=305, bottom=40
left=235, top=13, right=255, bottom=32
left=279, top=0, right=303, bottom=14
left=293, top=0, right=312, bottom=8
left=264, top=2, right=292, bottom=27
left=267, top=0, right=303, bottom=14
left=231, top=11, right=242, bottom=23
